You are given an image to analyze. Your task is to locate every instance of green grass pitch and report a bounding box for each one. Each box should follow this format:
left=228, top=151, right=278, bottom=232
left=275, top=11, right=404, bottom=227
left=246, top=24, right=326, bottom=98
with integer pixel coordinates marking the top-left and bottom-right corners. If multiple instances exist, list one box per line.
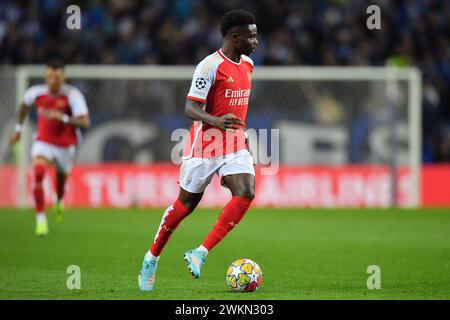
left=0, top=207, right=449, bottom=300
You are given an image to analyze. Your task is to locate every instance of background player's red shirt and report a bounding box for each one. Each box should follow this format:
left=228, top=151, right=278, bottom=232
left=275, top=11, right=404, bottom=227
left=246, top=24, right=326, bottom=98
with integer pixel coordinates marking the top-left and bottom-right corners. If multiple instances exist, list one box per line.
left=23, top=84, right=88, bottom=147
left=184, top=49, right=253, bottom=158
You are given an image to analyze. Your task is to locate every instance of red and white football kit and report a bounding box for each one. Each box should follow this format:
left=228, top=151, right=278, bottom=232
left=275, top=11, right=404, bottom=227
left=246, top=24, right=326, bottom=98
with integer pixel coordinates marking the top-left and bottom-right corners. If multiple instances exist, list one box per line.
left=179, top=49, right=255, bottom=193
left=23, top=83, right=88, bottom=173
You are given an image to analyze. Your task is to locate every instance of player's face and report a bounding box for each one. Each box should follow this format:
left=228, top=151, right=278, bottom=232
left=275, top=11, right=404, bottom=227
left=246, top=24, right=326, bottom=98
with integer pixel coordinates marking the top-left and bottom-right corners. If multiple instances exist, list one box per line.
left=45, top=68, right=65, bottom=94
left=235, top=24, right=258, bottom=56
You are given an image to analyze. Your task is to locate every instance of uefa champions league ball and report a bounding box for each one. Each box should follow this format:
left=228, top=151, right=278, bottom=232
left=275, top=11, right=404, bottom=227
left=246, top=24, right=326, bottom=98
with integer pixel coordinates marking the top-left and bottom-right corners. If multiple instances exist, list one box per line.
left=226, top=258, right=262, bottom=292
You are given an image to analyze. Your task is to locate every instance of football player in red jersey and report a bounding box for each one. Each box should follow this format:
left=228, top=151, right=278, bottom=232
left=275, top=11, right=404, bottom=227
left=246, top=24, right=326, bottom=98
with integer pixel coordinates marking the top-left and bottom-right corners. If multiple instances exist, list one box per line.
left=9, top=60, right=90, bottom=236
left=139, top=9, right=258, bottom=291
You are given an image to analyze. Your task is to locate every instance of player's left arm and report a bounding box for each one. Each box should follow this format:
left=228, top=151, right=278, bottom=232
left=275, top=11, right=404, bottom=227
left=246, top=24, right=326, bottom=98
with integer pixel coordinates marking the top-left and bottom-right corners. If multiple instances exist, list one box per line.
left=40, top=87, right=90, bottom=129
left=67, top=114, right=90, bottom=129
left=40, top=110, right=90, bottom=129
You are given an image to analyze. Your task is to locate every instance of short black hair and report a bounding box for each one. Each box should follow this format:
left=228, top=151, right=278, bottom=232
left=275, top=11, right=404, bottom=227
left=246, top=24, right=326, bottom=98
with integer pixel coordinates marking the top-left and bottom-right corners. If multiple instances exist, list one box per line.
left=220, top=9, right=256, bottom=37
left=46, top=60, right=65, bottom=70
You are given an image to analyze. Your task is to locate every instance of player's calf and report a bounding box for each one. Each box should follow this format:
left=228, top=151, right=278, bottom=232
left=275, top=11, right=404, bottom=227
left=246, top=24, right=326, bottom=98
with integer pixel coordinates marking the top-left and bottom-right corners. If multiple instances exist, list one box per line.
left=151, top=199, right=193, bottom=256
left=201, top=196, right=253, bottom=251
left=33, top=164, right=46, bottom=212
left=55, top=171, right=67, bottom=222
left=33, top=164, right=48, bottom=236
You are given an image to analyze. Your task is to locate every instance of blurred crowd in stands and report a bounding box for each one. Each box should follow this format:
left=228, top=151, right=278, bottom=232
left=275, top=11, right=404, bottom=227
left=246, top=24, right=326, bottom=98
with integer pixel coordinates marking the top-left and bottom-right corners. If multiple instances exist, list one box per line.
left=0, top=0, right=449, bottom=162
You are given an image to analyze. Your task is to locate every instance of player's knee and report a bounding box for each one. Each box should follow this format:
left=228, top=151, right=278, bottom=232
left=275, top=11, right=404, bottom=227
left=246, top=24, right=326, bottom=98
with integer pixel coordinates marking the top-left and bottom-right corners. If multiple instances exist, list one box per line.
left=179, top=199, right=198, bottom=212
left=235, top=189, right=255, bottom=201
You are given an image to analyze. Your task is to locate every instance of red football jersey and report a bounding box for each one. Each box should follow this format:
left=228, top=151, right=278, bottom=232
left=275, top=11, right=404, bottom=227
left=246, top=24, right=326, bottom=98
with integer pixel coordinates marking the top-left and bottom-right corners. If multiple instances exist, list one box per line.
left=23, top=84, right=88, bottom=147
left=184, top=49, right=253, bottom=158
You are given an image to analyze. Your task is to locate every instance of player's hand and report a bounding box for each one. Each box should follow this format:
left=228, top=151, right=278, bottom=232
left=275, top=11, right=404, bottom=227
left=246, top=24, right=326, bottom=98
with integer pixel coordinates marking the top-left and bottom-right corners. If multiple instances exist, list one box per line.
left=9, top=132, right=21, bottom=146
left=210, top=113, right=244, bottom=131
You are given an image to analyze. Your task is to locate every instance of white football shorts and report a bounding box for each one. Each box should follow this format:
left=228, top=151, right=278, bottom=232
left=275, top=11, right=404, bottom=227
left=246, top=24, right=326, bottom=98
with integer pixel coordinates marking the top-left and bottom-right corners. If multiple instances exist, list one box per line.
left=31, top=141, right=76, bottom=174
left=179, top=149, right=255, bottom=194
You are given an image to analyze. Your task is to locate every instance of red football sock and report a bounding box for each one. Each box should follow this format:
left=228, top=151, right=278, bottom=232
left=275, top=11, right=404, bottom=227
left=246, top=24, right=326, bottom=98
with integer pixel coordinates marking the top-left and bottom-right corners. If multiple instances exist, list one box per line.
left=33, top=164, right=46, bottom=214
left=202, top=196, right=253, bottom=251
left=150, top=199, right=192, bottom=256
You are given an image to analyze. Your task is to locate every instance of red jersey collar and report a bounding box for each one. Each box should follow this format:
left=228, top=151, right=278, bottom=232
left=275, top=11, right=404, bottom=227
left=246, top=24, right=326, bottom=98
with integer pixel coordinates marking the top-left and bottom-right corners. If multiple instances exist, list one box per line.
left=218, top=49, right=242, bottom=65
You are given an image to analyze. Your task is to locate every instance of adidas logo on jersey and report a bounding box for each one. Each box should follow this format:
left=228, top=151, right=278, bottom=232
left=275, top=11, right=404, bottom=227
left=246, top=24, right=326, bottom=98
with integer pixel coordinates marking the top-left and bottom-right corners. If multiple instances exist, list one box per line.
left=226, top=76, right=234, bottom=83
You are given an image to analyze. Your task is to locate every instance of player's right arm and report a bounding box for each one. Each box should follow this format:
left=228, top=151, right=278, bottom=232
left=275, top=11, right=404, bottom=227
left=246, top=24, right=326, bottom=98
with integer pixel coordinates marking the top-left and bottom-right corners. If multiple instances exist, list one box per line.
left=9, top=102, right=28, bottom=145
left=9, top=85, right=36, bottom=146
left=184, top=100, right=243, bottom=131
left=185, top=55, right=242, bottom=130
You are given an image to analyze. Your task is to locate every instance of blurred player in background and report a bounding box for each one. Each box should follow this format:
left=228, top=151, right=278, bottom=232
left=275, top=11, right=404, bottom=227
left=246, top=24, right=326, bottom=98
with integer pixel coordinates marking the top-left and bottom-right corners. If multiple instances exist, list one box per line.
left=139, top=9, right=258, bottom=291
left=9, top=60, right=90, bottom=236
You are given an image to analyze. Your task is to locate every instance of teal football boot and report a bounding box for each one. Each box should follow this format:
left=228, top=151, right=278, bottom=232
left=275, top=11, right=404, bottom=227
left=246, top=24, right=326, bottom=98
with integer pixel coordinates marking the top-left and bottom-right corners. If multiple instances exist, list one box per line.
left=183, top=249, right=206, bottom=279
left=138, top=258, right=158, bottom=291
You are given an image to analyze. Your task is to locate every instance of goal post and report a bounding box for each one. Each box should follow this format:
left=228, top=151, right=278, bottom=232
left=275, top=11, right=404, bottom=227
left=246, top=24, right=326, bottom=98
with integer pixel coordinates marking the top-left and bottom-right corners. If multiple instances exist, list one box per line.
left=10, top=65, right=422, bottom=208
